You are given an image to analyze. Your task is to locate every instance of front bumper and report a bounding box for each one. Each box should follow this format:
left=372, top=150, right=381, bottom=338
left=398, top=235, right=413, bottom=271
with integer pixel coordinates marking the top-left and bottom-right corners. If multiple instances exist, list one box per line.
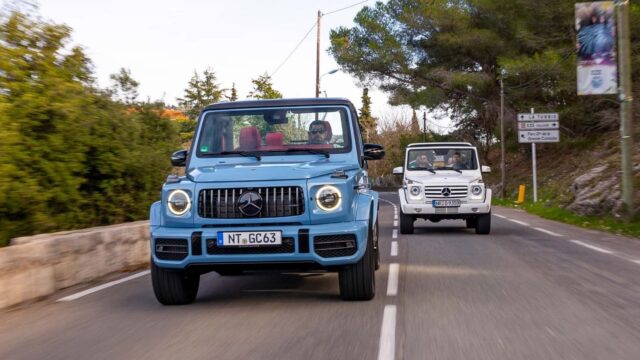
left=151, top=220, right=369, bottom=269
left=398, top=188, right=491, bottom=216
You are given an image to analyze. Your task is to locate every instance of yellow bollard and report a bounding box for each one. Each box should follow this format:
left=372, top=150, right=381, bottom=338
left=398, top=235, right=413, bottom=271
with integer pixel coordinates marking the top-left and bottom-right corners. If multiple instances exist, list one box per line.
left=516, top=184, right=526, bottom=204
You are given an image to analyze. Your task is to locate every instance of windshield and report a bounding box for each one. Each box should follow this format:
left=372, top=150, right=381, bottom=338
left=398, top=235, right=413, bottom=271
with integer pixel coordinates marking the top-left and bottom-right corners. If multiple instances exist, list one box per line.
left=407, top=148, right=477, bottom=171
left=196, top=106, right=351, bottom=157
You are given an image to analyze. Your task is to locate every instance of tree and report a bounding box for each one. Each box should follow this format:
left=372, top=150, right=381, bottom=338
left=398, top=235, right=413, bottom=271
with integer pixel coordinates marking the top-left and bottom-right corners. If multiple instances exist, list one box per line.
left=358, top=88, right=377, bottom=141
left=227, top=82, right=238, bottom=101
left=329, top=1, right=640, bottom=158
left=410, top=109, right=420, bottom=133
left=109, top=68, right=139, bottom=104
left=247, top=73, right=283, bottom=99
left=177, top=68, right=224, bottom=120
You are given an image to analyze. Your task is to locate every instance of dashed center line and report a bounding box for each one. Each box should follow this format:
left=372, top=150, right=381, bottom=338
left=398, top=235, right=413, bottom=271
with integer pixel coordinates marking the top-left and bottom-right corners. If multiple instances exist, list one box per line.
left=377, top=305, right=397, bottom=360
left=508, top=219, right=530, bottom=226
left=57, top=270, right=150, bottom=302
left=391, top=241, right=398, bottom=257
left=533, top=227, right=563, bottom=237
left=392, top=229, right=398, bottom=239
left=494, top=214, right=506, bottom=219
left=386, top=263, right=399, bottom=296
left=570, top=240, right=613, bottom=254
left=393, top=220, right=398, bottom=227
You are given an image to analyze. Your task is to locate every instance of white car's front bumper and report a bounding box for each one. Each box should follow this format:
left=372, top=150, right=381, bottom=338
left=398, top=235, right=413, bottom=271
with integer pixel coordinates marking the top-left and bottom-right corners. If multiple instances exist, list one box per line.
left=398, top=188, right=492, bottom=215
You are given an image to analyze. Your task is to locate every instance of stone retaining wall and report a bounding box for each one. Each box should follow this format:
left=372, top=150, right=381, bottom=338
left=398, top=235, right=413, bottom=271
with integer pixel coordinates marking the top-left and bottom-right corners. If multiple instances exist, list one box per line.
left=0, top=221, right=150, bottom=309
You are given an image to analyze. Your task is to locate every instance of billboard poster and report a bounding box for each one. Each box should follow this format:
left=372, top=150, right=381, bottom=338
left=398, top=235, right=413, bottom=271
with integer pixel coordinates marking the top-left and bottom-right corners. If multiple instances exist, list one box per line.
left=576, top=2, right=617, bottom=95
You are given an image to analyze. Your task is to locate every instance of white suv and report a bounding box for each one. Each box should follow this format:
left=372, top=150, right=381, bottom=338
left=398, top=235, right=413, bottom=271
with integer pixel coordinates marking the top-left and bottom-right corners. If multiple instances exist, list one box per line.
left=393, top=142, right=492, bottom=234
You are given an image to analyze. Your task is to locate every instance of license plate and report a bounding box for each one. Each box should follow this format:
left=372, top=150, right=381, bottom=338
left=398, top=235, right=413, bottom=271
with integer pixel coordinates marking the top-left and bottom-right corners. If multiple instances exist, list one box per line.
left=217, top=231, right=282, bottom=247
left=432, top=200, right=461, bottom=207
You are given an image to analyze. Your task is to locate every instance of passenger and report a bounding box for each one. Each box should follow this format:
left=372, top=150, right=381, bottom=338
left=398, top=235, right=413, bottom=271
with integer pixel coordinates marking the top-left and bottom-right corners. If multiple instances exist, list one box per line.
left=409, top=152, right=432, bottom=169
left=449, top=152, right=467, bottom=170
left=308, top=120, right=332, bottom=144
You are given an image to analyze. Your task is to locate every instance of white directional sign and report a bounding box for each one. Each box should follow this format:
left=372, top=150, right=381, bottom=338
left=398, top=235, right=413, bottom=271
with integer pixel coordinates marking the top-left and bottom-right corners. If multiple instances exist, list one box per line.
left=517, top=113, right=559, bottom=121
left=518, top=130, right=560, bottom=143
left=518, top=121, right=559, bottom=130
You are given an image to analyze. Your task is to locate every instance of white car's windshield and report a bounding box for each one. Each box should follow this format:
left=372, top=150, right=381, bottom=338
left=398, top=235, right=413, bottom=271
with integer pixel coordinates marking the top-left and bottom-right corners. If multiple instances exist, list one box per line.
left=407, top=148, right=477, bottom=171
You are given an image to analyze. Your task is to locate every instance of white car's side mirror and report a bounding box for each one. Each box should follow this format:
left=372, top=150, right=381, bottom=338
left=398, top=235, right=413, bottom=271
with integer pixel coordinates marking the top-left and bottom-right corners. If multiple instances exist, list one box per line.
left=481, top=165, right=491, bottom=173
left=393, top=166, right=404, bottom=175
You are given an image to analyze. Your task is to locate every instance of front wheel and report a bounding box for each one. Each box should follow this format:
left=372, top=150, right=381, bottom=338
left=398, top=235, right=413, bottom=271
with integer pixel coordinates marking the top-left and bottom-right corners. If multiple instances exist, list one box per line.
left=339, top=223, right=376, bottom=301
left=151, top=260, right=200, bottom=305
left=400, top=211, right=414, bottom=234
left=475, top=213, right=491, bottom=234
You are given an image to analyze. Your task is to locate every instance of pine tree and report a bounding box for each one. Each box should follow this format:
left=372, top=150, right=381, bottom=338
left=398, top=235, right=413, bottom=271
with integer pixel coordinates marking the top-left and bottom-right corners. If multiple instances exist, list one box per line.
left=247, top=73, right=283, bottom=99
left=411, top=109, right=420, bottom=133
left=227, top=83, right=238, bottom=101
left=177, top=68, right=224, bottom=120
left=358, top=88, right=377, bottom=141
left=109, top=68, right=139, bottom=104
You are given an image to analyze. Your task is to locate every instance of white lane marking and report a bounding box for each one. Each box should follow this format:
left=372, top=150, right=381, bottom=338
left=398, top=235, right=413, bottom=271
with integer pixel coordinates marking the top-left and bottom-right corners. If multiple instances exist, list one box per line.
left=392, top=229, right=398, bottom=239
left=394, top=213, right=398, bottom=220
left=377, top=305, right=397, bottom=360
left=508, top=219, right=530, bottom=226
left=391, top=241, right=398, bottom=257
left=393, top=220, right=398, bottom=227
left=633, top=259, right=640, bottom=265
left=386, top=263, right=399, bottom=296
left=57, top=270, right=150, bottom=302
left=570, top=240, right=613, bottom=254
left=533, top=227, right=564, bottom=237
left=494, top=214, right=506, bottom=219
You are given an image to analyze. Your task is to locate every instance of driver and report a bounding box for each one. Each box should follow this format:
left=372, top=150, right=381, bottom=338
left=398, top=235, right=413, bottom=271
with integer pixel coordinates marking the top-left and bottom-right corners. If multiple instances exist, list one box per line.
left=308, top=120, right=332, bottom=144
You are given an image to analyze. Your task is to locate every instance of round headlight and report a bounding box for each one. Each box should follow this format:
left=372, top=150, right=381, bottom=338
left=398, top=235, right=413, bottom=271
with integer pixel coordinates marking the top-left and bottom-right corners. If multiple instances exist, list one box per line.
left=410, top=185, right=422, bottom=196
left=471, top=185, right=483, bottom=196
left=316, top=185, right=342, bottom=211
left=167, top=190, right=191, bottom=215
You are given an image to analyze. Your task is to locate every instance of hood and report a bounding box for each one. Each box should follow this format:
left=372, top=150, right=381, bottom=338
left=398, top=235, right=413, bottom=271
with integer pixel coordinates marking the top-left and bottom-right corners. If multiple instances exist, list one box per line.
left=405, top=172, right=482, bottom=185
left=187, top=159, right=356, bottom=183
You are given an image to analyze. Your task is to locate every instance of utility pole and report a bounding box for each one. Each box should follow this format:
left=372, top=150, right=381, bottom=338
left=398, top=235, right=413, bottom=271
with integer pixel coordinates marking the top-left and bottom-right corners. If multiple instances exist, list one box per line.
left=500, top=74, right=506, bottom=198
left=315, top=10, right=322, bottom=98
left=423, top=112, right=427, bottom=142
left=616, top=0, right=634, bottom=219
left=531, top=108, right=537, bottom=203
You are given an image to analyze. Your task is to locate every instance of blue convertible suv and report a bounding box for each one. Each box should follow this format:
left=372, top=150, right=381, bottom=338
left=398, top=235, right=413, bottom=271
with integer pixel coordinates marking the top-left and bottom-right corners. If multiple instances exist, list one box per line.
left=150, top=98, right=385, bottom=304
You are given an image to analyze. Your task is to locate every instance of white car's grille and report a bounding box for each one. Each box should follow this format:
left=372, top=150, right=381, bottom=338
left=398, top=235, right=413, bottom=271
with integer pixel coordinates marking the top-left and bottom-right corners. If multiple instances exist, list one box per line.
left=424, top=186, right=468, bottom=199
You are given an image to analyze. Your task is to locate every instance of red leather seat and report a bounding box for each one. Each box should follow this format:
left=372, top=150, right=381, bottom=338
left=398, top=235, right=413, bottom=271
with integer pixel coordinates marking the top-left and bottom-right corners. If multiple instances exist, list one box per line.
left=262, top=132, right=285, bottom=151
left=238, top=126, right=261, bottom=150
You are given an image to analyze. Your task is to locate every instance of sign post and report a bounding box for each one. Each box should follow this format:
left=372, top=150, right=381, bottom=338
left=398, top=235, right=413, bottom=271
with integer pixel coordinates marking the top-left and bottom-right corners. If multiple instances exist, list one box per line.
left=518, top=110, right=560, bottom=203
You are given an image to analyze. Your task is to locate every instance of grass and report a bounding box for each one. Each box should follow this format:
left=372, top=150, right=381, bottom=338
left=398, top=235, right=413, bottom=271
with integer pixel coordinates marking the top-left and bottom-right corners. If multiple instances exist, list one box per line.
left=493, top=197, right=640, bottom=239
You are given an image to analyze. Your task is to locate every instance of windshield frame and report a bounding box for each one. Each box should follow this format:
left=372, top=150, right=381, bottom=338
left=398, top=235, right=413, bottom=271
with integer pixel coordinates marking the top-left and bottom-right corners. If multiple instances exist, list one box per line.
left=405, top=147, right=478, bottom=171
left=194, top=105, right=354, bottom=159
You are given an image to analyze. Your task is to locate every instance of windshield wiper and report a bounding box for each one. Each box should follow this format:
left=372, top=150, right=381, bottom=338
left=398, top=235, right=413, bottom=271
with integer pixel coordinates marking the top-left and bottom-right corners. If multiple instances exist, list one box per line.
left=283, top=148, right=330, bottom=158
left=214, top=151, right=261, bottom=161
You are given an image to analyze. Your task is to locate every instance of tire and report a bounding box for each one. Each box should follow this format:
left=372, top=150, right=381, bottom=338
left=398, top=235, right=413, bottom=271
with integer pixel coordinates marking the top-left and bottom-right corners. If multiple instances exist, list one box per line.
left=151, top=260, right=200, bottom=305
left=466, top=218, right=477, bottom=229
left=374, top=218, right=380, bottom=271
left=339, top=222, right=376, bottom=301
left=400, top=211, right=414, bottom=234
left=475, top=212, right=491, bottom=234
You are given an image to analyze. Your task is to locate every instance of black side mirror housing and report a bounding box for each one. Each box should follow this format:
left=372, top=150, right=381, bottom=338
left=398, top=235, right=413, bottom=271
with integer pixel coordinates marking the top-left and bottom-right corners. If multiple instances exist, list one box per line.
left=363, top=143, right=385, bottom=161
left=171, top=150, right=188, bottom=167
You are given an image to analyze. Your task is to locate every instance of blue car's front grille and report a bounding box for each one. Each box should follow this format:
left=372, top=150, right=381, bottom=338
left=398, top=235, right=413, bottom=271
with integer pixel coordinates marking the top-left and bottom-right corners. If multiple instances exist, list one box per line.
left=198, top=186, right=305, bottom=219
left=314, top=234, right=357, bottom=258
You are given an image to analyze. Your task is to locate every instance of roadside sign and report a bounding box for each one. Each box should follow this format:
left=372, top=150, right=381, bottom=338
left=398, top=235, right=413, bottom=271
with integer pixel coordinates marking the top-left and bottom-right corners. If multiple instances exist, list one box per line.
left=518, top=121, right=559, bottom=130
left=518, top=130, right=560, bottom=143
left=517, top=113, right=559, bottom=121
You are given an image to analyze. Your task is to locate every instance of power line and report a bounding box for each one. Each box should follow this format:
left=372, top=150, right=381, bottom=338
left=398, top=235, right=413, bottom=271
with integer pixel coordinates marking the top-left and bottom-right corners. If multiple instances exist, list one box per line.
left=323, top=0, right=369, bottom=16
left=270, top=0, right=370, bottom=77
left=270, top=21, right=317, bottom=77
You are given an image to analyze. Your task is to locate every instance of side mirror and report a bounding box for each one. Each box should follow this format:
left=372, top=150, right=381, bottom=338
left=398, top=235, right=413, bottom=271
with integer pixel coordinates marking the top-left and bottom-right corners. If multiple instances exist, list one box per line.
left=481, top=165, right=491, bottom=173
left=393, top=166, right=404, bottom=175
left=363, top=143, right=385, bottom=160
left=171, top=150, right=188, bottom=167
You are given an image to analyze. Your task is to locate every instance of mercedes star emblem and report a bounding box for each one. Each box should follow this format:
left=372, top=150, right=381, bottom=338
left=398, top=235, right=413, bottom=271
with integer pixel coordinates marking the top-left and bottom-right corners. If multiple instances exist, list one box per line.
left=237, top=191, right=263, bottom=217
left=441, top=187, right=451, bottom=197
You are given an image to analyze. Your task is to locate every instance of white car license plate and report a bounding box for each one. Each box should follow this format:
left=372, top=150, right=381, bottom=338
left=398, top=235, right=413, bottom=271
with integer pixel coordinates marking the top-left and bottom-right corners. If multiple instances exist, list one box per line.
left=217, top=231, right=282, bottom=247
left=432, top=200, right=461, bottom=207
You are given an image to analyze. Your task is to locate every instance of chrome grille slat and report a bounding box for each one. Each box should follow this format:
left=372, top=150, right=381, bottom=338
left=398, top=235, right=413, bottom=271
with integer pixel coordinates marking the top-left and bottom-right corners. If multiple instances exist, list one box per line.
left=424, top=186, right=468, bottom=199
left=198, top=186, right=305, bottom=219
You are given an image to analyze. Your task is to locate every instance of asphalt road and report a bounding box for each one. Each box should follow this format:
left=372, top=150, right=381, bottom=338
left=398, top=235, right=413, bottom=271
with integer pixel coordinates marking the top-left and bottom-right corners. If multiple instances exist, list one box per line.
left=1, top=192, right=640, bottom=360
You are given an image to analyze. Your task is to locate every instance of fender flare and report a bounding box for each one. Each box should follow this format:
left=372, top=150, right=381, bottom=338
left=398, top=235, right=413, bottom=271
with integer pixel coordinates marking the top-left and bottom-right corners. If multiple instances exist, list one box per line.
left=149, top=201, right=162, bottom=227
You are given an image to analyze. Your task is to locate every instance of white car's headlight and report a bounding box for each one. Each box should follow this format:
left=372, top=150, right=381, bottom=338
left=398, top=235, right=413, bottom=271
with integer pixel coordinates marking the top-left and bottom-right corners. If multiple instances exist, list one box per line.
left=167, top=189, right=191, bottom=215
left=316, top=185, right=342, bottom=211
left=470, top=184, right=484, bottom=199
left=410, top=185, right=422, bottom=197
